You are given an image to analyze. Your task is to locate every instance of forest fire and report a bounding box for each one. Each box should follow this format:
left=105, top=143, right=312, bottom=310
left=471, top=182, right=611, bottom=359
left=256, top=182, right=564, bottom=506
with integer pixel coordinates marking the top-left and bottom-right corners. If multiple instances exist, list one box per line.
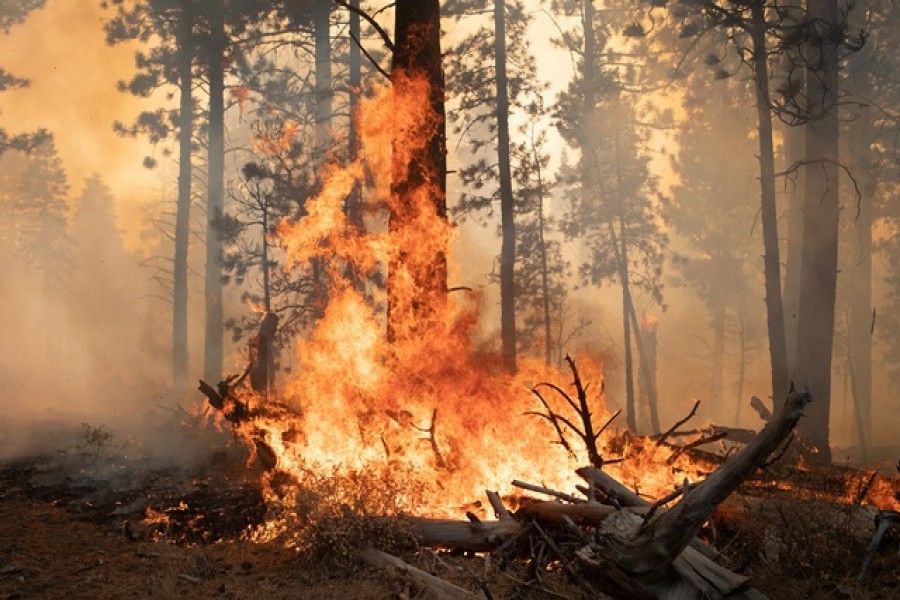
left=191, top=77, right=900, bottom=597
left=3, top=1, right=900, bottom=598
left=203, top=74, right=729, bottom=531
left=182, top=66, right=900, bottom=589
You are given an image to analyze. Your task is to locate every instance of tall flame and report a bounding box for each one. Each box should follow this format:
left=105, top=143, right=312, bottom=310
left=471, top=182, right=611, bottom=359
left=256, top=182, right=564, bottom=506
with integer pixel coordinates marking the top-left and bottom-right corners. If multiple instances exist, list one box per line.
left=241, top=74, right=719, bottom=526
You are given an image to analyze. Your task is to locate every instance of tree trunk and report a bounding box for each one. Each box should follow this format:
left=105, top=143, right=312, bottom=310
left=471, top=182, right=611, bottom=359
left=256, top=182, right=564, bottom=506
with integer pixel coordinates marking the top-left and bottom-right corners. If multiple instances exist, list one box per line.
left=311, top=3, right=333, bottom=316
left=626, top=290, right=660, bottom=435
left=795, top=0, right=840, bottom=463
left=495, top=0, right=517, bottom=373
left=314, top=3, right=332, bottom=150
left=711, top=294, right=726, bottom=421
left=387, top=0, right=448, bottom=342
left=579, top=0, right=596, bottom=196
left=782, top=123, right=805, bottom=376
left=780, top=0, right=806, bottom=379
left=750, top=0, right=790, bottom=411
left=203, top=4, right=226, bottom=384
left=578, top=1, right=596, bottom=275
left=640, top=316, right=659, bottom=430
left=534, top=142, right=553, bottom=367
left=249, top=311, right=278, bottom=398
left=346, top=0, right=363, bottom=231
left=173, top=10, right=193, bottom=391
left=616, top=220, right=639, bottom=433
left=846, top=26, right=874, bottom=462
left=261, top=191, right=271, bottom=312
left=614, top=128, right=660, bottom=435
left=736, top=297, right=747, bottom=426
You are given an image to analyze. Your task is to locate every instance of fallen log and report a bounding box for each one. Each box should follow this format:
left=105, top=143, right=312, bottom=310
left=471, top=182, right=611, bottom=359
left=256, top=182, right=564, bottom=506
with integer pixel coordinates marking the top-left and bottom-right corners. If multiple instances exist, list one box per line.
left=359, top=547, right=484, bottom=600
left=575, top=390, right=811, bottom=600
left=407, top=516, right=522, bottom=552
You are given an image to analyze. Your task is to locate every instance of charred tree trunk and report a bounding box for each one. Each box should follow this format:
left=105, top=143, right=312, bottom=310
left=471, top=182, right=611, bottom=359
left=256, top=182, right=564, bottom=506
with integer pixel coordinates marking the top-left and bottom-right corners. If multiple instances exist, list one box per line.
left=346, top=0, right=363, bottom=232
left=795, top=0, right=841, bottom=463
left=750, top=0, right=790, bottom=411
left=203, top=4, right=226, bottom=384
left=495, top=0, right=517, bottom=373
left=249, top=311, right=278, bottom=398
left=173, top=10, right=193, bottom=391
left=387, top=0, right=448, bottom=342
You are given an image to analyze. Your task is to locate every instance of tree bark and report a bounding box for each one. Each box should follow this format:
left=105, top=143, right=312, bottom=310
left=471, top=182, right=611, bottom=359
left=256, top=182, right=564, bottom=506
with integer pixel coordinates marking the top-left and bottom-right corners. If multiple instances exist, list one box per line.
left=495, top=0, right=517, bottom=373
left=795, top=0, right=841, bottom=463
left=203, top=3, right=226, bottom=384
left=173, top=9, right=193, bottom=391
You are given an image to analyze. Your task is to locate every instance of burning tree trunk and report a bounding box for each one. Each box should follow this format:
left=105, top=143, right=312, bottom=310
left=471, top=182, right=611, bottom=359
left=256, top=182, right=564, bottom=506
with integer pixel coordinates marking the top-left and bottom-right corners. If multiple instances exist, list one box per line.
left=387, top=0, right=448, bottom=343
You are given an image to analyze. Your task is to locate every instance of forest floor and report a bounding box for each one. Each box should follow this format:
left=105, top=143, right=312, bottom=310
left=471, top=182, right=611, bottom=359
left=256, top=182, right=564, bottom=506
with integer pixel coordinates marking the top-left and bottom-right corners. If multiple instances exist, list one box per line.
left=1, top=427, right=898, bottom=600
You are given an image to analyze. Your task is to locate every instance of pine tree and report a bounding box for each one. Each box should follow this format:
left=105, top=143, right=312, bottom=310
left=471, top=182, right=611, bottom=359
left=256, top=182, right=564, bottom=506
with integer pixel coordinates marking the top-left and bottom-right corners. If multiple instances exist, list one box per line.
left=0, top=0, right=49, bottom=154
left=444, top=0, right=544, bottom=371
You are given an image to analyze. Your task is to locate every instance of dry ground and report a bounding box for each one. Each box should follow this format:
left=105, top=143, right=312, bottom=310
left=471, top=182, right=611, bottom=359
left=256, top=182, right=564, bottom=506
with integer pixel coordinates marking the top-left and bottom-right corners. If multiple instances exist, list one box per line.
left=1, top=451, right=898, bottom=600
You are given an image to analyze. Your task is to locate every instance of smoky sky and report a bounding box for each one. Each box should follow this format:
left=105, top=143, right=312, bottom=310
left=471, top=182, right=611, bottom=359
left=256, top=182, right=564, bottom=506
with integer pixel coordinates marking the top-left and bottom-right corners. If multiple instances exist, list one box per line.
left=0, top=0, right=160, bottom=247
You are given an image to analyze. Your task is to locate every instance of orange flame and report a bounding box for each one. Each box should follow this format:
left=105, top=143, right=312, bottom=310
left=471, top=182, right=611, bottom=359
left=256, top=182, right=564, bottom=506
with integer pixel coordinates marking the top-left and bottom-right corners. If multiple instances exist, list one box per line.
left=237, top=74, right=721, bottom=531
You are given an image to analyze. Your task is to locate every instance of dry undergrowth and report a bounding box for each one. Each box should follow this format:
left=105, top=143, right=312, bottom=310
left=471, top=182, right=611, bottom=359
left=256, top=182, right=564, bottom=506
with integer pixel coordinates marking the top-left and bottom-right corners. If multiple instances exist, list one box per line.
left=716, top=488, right=899, bottom=598
left=249, top=466, right=423, bottom=572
